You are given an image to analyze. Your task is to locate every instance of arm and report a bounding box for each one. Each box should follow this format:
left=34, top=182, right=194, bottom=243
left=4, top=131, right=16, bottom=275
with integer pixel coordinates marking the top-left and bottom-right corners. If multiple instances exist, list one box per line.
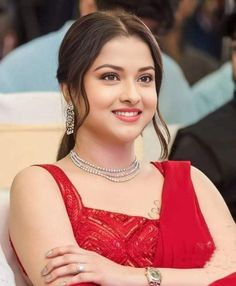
left=41, top=167, right=236, bottom=286
left=9, top=166, right=86, bottom=286
left=158, top=166, right=236, bottom=285
left=9, top=166, right=148, bottom=286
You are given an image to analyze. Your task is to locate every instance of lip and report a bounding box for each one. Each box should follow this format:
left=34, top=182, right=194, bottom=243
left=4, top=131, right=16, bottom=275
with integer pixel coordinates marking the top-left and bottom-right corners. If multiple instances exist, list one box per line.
left=112, top=108, right=142, bottom=123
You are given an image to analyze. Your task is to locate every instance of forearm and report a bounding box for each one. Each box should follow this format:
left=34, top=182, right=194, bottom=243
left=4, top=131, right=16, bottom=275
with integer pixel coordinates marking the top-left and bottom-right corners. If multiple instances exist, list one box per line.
left=124, top=266, right=232, bottom=286
left=41, top=244, right=236, bottom=286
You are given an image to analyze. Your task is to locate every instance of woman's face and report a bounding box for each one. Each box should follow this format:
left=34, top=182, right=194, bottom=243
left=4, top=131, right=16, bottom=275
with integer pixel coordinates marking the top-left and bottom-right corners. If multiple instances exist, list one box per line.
left=77, top=35, right=158, bottom=144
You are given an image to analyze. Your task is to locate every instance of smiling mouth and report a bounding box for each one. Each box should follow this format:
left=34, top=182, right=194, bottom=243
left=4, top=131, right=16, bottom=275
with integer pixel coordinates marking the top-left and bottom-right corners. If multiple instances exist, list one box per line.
left=112, top=110, right=142, bottom=122
left=112, top=111, right=141, bottom=117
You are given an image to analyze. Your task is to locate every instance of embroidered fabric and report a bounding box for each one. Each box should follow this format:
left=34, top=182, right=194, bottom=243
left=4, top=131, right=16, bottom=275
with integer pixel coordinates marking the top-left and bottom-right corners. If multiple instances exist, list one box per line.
left=10, top=161, right=216, bottom=286
left=40, top=162, right=215, bottom=269
left=43, top=165, right=160, bottom=267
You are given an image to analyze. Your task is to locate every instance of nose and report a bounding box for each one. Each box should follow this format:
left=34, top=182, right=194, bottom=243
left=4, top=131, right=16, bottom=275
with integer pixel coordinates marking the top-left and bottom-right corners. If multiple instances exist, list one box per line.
left=120, top=80, right=141, bottom=105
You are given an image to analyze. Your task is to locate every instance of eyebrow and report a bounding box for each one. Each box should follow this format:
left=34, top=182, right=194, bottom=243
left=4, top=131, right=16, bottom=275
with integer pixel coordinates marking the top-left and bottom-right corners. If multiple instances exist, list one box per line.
left=94, top=64, right=155, bottom=72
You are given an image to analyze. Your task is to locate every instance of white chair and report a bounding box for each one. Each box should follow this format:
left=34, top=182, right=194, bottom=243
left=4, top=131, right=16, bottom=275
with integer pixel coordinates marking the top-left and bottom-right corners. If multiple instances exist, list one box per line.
left=0, top=92, right=65, bottom=124
left=142, top=123, right=182, bottom=162
left=0, top=124, right=64, bottom=189
left=0, top=189, right=25, bottom=286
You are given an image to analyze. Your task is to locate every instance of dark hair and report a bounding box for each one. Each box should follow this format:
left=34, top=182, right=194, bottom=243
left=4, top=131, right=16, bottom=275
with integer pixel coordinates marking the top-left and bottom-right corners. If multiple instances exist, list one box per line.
left=96, top=0, right=176, bottom=35
left=221, top=12, right=236, bottom=39
left=57, top=11, right=170, bottom=160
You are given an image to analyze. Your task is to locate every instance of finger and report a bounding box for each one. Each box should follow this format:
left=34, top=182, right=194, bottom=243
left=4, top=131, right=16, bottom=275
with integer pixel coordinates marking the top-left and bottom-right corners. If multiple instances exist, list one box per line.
left=61, top=272, right=99, bottom=286
left=45, top=245, right=85, bottom=258
left=43, top=263, right=91, bottom=284
left=41, top=254, right=88, bottom=276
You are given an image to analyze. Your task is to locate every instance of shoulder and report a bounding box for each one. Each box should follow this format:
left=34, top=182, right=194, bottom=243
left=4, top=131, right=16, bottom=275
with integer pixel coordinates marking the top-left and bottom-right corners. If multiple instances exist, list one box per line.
left=190, top=166, right=233, bottom=222
left=190, top=166, right=223, bottom=200
left=159, top=163, right=231, bottom=216
left=0, top=34, right=60, bottom=92
left=0, top=27, right=65, bottom=71
left=153, top=160, right=191, bottom=170
left=192, top=62, right=233, bottom=97
left=160, top=53, right=198, bottom=125
left=190, top=165, right=219, bottom=196
left=10, top=165, right=61, bottom=205
left=161, top=52, right=184, bottom=74
left=12, top=165, right=55, bottom=185
left=161, top=52, right=191, bottom=88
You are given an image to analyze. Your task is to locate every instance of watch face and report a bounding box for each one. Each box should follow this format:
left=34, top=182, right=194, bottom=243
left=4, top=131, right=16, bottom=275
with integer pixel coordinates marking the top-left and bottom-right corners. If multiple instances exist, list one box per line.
left=149, top=269, right=160, bottom=281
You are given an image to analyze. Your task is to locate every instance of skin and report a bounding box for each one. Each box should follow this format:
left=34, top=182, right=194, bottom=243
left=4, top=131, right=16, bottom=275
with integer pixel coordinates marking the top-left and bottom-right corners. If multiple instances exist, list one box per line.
left=160, top=0, right=198, bottom=64
left=79, top=0, right=97, bottom=16
left=175, top=0, right=198, bottom=26
left=232, top=37, right=236, bottom=82
left=9, top=35, right=236, bottom=286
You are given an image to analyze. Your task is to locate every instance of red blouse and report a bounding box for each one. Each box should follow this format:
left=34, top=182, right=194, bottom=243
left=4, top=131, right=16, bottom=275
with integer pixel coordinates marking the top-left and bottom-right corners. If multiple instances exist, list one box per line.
left=12, top=161, right=216, bottom=285
left=209, top=272, right=236, bottom=285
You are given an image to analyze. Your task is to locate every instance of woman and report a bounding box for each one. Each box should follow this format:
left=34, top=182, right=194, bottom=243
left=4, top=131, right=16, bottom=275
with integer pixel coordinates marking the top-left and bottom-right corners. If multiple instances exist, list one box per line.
left=9, top=12, right=236, bottom=286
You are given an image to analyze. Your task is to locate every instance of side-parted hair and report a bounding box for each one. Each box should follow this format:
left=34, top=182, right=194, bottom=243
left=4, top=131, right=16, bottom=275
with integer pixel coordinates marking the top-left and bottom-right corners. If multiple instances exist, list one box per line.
left=56, top=11, right=170, bottom=160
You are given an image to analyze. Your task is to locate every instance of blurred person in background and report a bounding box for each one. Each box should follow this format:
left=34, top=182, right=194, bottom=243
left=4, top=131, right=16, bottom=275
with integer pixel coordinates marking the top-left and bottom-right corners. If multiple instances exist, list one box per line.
left=0, top=0, right=18, bottom=60
left=160, top=0, right=219, bottom=85
left=10, top=0, right=76, bottom=46
left=0, top=0, right=199, bottom=126
left=169, top=3, right=236, bottom=221
left=0, top=0, right=96, bottom=93
left=191, top=0, right=235, bottom=118
left=184, top=0, right=225, bottom=60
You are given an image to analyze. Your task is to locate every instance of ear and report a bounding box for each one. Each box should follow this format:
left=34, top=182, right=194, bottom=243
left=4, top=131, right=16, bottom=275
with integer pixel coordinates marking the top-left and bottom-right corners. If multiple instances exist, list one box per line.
left=60, top=83, right=71, bottom=103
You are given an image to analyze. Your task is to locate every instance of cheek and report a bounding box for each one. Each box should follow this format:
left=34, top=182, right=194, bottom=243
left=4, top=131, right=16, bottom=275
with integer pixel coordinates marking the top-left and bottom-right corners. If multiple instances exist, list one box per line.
left=143, top=90, right=157, bottom=111
left=85, top=85, right=110, bottom=111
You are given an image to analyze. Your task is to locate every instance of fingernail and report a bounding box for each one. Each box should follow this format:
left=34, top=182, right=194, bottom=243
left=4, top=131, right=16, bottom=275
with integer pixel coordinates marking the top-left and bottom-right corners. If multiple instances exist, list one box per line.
left=41, top=266, right=48, bottom=276
left=46, top=249, right=53, bottom=257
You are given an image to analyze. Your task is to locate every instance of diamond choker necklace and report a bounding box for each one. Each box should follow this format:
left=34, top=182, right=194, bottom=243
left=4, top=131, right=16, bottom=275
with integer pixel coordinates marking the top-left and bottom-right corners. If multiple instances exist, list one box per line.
left=70, top=150, right=140, bottom=183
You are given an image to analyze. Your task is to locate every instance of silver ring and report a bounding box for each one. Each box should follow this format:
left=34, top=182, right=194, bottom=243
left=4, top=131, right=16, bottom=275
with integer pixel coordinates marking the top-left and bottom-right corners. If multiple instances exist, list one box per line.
left=77, top=264, right=85, bottom=273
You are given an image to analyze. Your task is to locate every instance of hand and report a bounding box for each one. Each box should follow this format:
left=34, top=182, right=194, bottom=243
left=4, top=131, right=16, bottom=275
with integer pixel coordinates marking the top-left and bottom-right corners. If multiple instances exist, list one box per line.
left=41, top=245, right=144, bottom=286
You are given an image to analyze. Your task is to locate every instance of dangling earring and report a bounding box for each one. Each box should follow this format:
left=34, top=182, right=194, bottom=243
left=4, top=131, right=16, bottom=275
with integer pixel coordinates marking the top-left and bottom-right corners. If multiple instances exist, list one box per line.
left=66, top=103, right=74, bottom=135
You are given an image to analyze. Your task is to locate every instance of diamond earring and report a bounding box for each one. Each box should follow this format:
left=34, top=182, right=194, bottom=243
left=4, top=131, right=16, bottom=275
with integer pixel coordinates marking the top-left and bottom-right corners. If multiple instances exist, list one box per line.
left=66, top=103, right=74, bottom=135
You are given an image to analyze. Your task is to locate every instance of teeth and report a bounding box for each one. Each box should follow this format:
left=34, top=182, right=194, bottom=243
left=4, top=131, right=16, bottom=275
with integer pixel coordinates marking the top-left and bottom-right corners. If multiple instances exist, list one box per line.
left=114, top=111, right=139, bottom=117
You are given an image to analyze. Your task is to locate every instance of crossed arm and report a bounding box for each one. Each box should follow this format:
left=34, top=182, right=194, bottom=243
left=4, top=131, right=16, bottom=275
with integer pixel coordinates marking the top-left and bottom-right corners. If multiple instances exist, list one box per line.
left=9, top=166, right=236, bottom=286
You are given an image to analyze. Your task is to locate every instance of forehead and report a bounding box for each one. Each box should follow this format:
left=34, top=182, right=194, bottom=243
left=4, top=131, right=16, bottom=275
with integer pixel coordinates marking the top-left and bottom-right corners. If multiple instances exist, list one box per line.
left=91, top=36, right=154, bottom=67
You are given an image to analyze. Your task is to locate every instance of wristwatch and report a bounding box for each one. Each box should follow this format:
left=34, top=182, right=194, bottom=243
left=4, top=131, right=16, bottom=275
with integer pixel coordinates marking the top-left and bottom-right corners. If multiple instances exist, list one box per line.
left=145, top=267, right=162, bottom=286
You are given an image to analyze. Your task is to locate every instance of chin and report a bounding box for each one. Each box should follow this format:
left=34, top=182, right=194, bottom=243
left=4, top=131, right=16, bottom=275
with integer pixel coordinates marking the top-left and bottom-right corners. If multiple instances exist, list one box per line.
left=113, top=129, right=142, bottom=144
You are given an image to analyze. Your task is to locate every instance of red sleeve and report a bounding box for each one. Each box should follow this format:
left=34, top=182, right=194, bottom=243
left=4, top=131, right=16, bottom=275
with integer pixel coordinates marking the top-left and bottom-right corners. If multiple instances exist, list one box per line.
left=152, top=161, right=215, bottom=268
left=209, top=272, right=236, bottom=286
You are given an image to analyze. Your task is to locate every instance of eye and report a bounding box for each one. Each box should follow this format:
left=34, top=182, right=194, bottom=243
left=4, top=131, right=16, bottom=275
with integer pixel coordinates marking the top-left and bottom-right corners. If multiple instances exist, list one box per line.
left=101, top=73, right=119, bottom=81
left=138, top=74, right=153, bottom=83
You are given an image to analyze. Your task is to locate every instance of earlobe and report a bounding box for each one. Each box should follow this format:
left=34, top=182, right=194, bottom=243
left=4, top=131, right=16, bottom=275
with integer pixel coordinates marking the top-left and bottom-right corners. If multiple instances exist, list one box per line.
left=60, top=83, right=71, bottom=103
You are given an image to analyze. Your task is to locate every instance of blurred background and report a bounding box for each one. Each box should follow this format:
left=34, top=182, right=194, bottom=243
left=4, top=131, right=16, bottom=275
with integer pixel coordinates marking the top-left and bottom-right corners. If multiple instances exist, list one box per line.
left=0, top=0, right=77, bottom=60
left=0, top=0, right=235, bottom=219
left=0, top=0, right=231, bottom=84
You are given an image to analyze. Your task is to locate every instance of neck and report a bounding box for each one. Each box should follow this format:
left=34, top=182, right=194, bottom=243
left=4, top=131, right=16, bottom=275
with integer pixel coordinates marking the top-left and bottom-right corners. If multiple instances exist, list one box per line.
left=74, top=132, right=137, bottom=169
